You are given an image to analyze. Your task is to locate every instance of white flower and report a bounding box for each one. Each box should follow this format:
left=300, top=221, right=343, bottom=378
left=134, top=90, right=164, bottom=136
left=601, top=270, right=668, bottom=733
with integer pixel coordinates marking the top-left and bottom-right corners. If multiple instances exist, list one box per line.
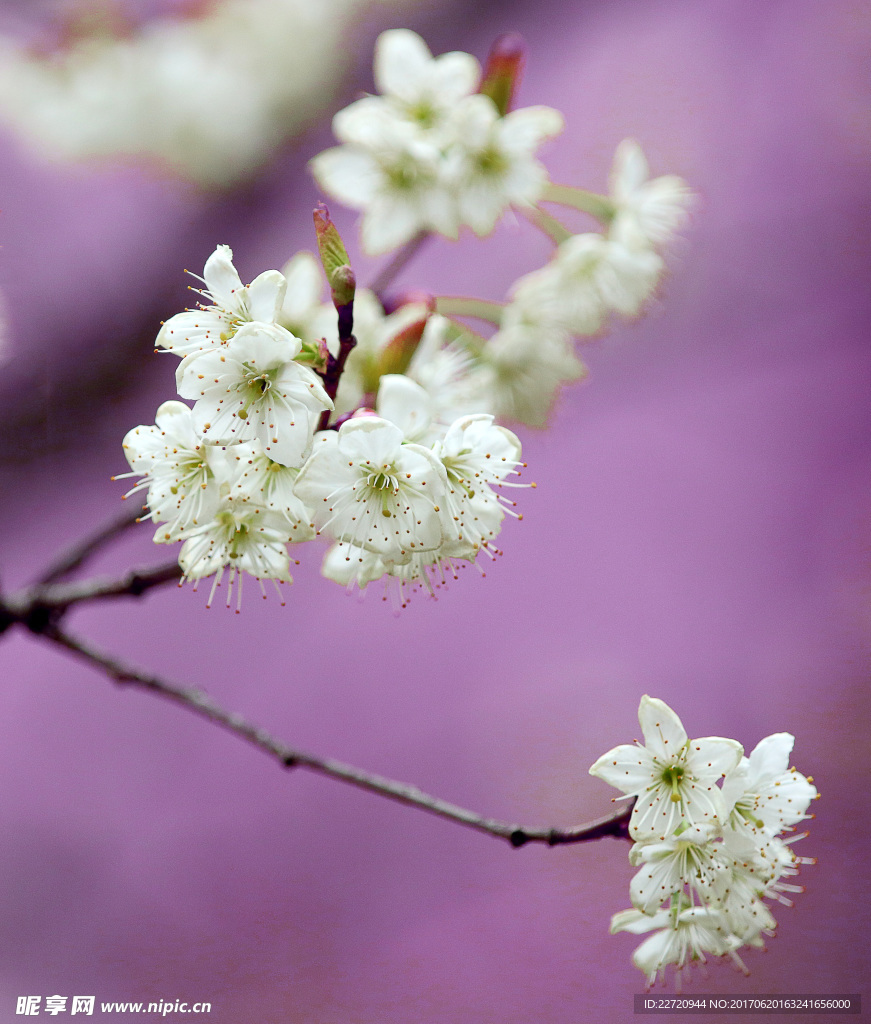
left=277, top=251, right=324, bottom=340
left=178, top=502, right=294, bottom=605
left=157, top=245, right=287, bottom=358
left=176, top=320, right=332, bottom=466
left=406, top=314, right=495, bottom=430
left=714, top=853, right=780, bottom=947
left=479, top=298, right=585, bottom=428
left=628, top=825, right=728, bottom=915
left=317, top=394, right=519, bottom=594
left=602, top=702, right=816, bottom=986
left=119, top=400, right=222, bottom=540
left=609, top=138, right=694, bottom=249
left=432, top=413, right=524, bottom=551
left=375, top=374, right=435, bottom=444
left=384, top=548, right=478, bottom=604
left=370, top=29, right=480, bottom=133
left=321, top=540, right=390, bottom=590
left=293, top=417, right=448, bottom=561
left=322, top=540, right=477, bottom=609
left=311, top=108, right=456, bottom=256
left=612, top=904, right=737, bottom=988
left=721, top=733, right=818, bottom=840
left=515, top=231, right=663, bottom=337
left=0, top=0, right=394, bottom=188
left=445, top=95, right=563, bottom=236
left=311, top=28, right=560, bottom=252
left=589, top=695, right=743, bottom=841
left=222, top=441, right=316, bottom=542
left=720, top=827, right=811, bottom=912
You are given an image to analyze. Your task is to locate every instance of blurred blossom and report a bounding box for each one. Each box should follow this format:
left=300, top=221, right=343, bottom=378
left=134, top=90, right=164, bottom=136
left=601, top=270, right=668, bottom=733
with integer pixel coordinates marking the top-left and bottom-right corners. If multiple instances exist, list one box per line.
left=0, top=0, right=423, bottom=187
left=311, top=28, right=565, bottom=254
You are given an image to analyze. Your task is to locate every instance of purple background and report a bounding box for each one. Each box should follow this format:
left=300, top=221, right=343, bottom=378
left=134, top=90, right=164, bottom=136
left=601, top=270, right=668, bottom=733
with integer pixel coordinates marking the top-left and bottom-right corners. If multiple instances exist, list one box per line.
left=1, top=0, right=869, bottom=1021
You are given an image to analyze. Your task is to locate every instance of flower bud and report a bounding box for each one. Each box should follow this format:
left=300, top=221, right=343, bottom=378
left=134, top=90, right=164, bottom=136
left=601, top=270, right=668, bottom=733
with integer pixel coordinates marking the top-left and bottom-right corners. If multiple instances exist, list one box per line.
left=313, top=203, right=356, bottom=308
left=376, top=313, right=429, bottom=379
left=478, top=33, right=526, bottom=116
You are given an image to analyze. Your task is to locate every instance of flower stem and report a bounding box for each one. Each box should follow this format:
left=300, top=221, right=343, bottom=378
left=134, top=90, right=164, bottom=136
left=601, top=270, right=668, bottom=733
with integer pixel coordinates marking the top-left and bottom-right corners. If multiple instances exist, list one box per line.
left=434, top=296, right=506, bottom=326
left=541, top=183, right=615, bottom=223
left=522, top=205, right=573, bottom=245
left=317, top=298, right=356, bottom=432
left=369, top=231, right=430, bottom=298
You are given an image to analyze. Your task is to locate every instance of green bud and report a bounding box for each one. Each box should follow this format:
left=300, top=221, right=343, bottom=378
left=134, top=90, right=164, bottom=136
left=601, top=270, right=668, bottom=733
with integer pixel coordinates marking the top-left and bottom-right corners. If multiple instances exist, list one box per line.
left=330, top=263, right=356, bottom=309
left=296, top=337, right=331, bottom=373
left=313, top=203, right=356, bottom=307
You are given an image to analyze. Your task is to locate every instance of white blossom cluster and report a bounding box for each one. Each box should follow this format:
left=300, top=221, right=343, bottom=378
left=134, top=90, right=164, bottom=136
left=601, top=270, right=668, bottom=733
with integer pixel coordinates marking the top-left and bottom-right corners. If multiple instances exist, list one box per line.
left=507, top=137, right=693, bottom=341
left=589, top=696, right=818, bottom=988
left=0, top=0, right=413, bottom=187
left=312, top=31, right=693, bottom=424
left=117, top=245, right=528, bottom=608
left=116, top=29, right=695, bottom=606
left=312, top=29, right=692, bottom=256
left=311, top=29, right=565, bottom=254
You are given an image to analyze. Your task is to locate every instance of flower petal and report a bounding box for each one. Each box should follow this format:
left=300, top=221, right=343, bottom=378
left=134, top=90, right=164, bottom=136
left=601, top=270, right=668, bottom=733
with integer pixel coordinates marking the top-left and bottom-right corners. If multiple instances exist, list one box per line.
left=610, top=138, right=649, bottom=199
left=500, top=105, right=564, bottom=152
left=431, top=51, right=481, bottom=103
left=361, top=197, right=422, bottom=256
left=246, top=269, right=287, bottom=323
left=374, top=29, right=434, bottom=101
left=203, top=244, right=245, bottom=314
left=746, top=733, right=794, bottom=786
left=310, top=147, right=380, bottom=209
left=589, top=743, right=657, bottom=795
left=637, top=695, right=687, bottom=761
left=685, top=736, right=744, bottom=781
left=630, top=785, right=685, bottom=841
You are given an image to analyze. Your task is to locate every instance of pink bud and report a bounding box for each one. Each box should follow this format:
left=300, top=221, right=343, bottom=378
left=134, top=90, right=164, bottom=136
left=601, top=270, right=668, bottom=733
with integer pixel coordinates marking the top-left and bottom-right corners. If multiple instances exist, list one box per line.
left=479, top=33, right=526, bottom=116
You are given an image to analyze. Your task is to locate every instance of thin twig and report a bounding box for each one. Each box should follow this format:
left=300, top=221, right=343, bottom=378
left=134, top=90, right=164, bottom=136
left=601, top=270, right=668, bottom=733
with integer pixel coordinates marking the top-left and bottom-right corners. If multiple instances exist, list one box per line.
left=369, top=231, right=430, bottom=298
left=0, top=562, right=183, bottom=637
left=37, top=504, right=143, bottom=585
left=317, top=293, right=357, bottom=432
left=43, top=626, right=632, bottom=849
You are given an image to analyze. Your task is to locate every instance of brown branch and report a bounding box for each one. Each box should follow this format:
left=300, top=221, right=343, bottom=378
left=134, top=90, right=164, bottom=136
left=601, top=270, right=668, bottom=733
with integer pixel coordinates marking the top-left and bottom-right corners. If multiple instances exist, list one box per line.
left=317, top=298, right=357, bottom=433
left=37, top=503, right=143, bottom=585
left=42, top=625, right=632, bottom=849
left=2, top=490, right=632, bottom=849
left=369, top=231, right=430, bottom=299
left=0, top=562, right=183, bottom=636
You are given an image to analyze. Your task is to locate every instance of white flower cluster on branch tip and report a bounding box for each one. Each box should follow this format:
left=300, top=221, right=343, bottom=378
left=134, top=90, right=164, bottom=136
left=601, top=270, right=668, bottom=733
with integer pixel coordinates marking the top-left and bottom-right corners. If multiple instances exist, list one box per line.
left=117, top=244, right=528, bottom=608
left=311, top=31, right=694, bottom=419
left=310, top=29, right=564, bottom=254
left=589, top=696, right=818, bottom=988
left=116, top=29, right=695, bottom=607
left=0, top=0, right=411, bottom=187
left=311, top=29, right=693, bottom=254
